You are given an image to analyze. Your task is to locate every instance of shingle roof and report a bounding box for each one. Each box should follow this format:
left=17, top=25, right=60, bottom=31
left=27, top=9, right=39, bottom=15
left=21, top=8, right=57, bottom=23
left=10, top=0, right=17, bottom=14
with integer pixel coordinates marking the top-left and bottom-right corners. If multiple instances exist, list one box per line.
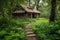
left=21, top=5, right=40, bottom=13
left=13, top=10, right=25, bottom=13
left=13, top=5, right=40, bottom=13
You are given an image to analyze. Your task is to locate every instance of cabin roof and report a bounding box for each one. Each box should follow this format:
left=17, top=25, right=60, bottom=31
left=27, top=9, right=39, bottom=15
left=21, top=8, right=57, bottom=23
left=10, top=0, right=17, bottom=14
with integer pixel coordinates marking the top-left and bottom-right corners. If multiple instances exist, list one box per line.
left=21, top=5, right=40, bottom=13
left=13, top=5, right=40, bottom=13
left=13, top=10, right=25, bottom=13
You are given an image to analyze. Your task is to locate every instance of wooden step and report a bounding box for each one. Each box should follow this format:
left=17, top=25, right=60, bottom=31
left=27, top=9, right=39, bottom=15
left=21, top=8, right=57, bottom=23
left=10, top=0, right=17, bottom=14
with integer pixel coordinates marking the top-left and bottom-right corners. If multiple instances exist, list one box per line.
left=25, top=29, right=32, bottom=32
left=25, top=28, right=32, bottom=31
left=26, top=34, right=36, bottom=37
left=27, top=37, right=38, bottom=40
left=25, top=27, right=31, bottom=29
left=25, top=30, right=32, bottom=32
left=26, top=31, right=34, bottom=35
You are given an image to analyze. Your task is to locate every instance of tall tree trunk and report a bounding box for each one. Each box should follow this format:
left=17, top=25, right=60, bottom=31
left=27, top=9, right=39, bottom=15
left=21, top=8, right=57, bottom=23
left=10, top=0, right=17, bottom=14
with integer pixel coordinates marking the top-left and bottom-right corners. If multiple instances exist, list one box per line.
left=2, top=8, right=5, bottom=17
left=29, top=0, right=31, bottom=6
left=36, top=0, right=40, bottom=10
left=49, top=0, right=56, bottom=22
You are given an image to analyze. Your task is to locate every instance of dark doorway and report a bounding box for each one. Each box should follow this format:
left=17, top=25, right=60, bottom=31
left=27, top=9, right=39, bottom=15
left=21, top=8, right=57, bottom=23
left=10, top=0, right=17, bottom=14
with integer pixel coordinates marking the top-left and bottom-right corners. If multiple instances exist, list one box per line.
left=32, top=14, right=36, bottom=18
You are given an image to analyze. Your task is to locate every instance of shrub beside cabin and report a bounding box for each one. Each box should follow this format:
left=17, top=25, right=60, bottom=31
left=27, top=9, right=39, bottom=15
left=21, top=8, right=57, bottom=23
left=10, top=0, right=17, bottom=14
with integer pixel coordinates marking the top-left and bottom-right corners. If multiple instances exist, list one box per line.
left=12, top=5, right=40, bottom=18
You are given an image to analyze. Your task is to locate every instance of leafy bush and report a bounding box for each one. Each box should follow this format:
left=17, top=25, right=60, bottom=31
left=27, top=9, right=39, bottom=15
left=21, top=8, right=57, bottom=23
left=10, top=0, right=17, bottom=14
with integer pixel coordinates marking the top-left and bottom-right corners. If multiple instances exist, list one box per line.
left=0, top=27, right=26, bottom=40
left=0, top=18, right=26, bottom=40
left=32, top=22, right=60, bottom=40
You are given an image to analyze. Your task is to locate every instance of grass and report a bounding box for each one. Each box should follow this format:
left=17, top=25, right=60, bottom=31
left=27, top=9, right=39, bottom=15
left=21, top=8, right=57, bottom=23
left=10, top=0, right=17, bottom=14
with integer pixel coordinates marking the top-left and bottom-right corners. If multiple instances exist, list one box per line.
left=32, top=18, right=49, bottom=25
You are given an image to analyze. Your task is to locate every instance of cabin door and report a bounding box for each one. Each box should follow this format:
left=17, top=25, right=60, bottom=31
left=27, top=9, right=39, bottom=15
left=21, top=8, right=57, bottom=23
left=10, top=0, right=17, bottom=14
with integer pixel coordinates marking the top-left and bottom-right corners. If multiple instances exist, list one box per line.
left=32, top=14, right=36, bottom=18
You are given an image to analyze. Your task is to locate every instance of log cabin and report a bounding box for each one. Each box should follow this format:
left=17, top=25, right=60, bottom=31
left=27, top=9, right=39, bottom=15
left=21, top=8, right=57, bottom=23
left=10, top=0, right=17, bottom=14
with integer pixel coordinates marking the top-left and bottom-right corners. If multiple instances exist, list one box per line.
left=12, top=5, right=40, bottom=18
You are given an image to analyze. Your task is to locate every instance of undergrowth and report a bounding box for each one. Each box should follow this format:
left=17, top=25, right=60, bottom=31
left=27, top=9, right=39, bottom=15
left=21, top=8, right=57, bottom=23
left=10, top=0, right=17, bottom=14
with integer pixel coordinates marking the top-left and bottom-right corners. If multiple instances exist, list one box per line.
left=31, top=18, right=60, bottom=40
left=0, top=17, right=27, bottom=40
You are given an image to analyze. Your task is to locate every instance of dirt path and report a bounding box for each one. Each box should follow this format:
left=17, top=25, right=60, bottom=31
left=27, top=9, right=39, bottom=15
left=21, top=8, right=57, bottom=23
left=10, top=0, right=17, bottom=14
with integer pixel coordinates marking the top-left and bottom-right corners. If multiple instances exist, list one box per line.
left=25, top=23, right=39, bottom=40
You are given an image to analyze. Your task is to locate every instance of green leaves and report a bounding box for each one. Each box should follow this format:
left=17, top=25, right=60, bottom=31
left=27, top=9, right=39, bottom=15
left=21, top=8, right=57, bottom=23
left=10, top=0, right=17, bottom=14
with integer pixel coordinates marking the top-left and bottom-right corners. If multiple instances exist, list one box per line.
left=31, top=18, right=60, bottom=40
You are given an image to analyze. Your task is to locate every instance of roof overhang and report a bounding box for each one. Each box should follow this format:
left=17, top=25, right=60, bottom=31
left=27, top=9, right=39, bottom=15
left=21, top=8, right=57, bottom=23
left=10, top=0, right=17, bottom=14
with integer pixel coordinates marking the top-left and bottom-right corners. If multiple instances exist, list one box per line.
left=13, top=10, right=25, bottom=13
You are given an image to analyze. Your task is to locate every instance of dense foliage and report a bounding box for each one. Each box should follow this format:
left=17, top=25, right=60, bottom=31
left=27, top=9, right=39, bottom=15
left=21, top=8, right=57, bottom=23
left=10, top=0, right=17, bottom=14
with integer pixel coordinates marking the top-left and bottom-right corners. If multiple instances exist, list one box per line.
left=0, top=18, right=28, bottom=40
left=0, top=0, right=27, bottom=40
left=31, top=18, right=60, bottom=40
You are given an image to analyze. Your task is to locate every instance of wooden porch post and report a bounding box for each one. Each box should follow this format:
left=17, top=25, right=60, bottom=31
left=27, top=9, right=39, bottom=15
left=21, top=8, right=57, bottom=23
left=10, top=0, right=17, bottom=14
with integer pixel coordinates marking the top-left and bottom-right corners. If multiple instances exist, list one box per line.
left=31, top=13, right=32, bottom=18
left=37, top=14, right=38, bottom=18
